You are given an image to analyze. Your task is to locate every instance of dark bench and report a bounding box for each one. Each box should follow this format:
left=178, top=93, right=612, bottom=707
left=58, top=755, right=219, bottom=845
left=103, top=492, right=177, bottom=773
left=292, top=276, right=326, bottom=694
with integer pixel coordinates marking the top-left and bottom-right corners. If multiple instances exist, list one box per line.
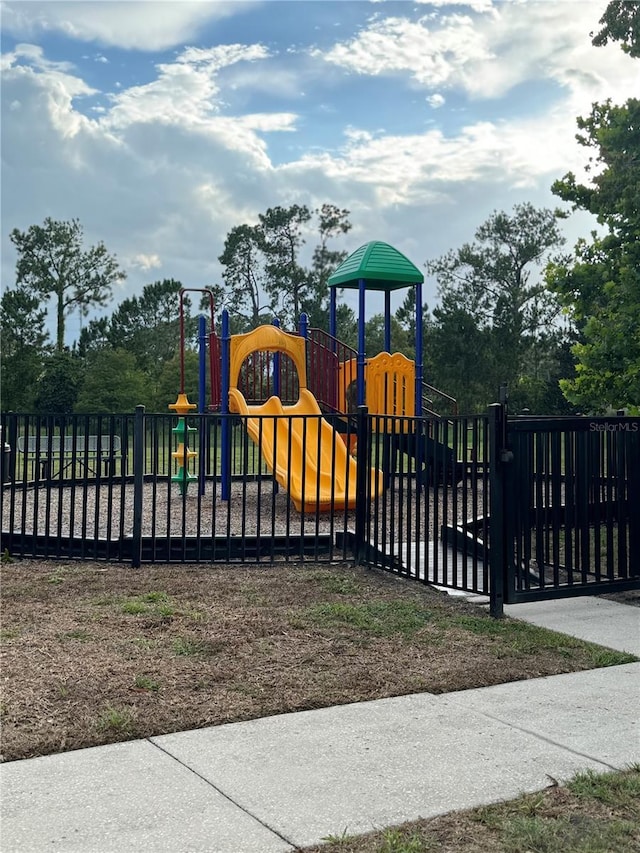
left=17, top=434, right=123, bottom=480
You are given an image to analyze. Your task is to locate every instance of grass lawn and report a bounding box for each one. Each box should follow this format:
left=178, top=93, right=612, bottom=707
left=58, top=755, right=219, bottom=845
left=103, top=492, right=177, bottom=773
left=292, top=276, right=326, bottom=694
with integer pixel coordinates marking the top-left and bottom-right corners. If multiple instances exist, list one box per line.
left=1, top=558, right=637, bottom=851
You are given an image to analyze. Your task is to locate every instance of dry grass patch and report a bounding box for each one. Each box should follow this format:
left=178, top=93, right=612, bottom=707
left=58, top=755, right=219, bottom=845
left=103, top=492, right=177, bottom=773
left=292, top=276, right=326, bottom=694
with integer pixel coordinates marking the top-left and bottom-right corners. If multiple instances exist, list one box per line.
left=0, top=559, right=635, bottom=762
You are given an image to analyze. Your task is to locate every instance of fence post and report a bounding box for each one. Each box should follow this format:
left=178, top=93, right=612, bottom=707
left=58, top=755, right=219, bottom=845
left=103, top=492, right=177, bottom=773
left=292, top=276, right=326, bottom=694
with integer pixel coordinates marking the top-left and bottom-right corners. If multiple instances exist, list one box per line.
left=220, top=309, right=231, bottom=501
left=488, top=402, right=507, bottom=617
left=354, top=404, right=369, bottom=564
left=131, top=404, right=145, bottom=568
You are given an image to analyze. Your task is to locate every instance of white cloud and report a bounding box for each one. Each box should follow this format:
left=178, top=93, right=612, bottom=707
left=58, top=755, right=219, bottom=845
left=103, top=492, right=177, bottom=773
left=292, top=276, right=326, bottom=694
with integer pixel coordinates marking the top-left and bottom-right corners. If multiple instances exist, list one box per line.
left=132, top=253, right=162, bottom=271
left=0, top=1, right=257, bottom=51
left=102, top=44, right=272, bottom=132
left=416, top=0, right=494, bottom=10
left=2, top=1, right=632, bottom=338
left=317, top=1, right=638, bottom=105
left=427, top=93, right=445, bottom=108
left=318, top=15, right=494, bottom=90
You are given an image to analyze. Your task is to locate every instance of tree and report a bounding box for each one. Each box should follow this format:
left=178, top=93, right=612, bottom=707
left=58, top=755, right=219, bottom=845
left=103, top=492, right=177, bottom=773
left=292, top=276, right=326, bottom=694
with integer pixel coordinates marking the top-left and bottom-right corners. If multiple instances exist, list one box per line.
left=77, top=279, right=196, bottom=407
left=218, top=204, right=353, bottom=331
left=10, top=218, right=125, bottom=351
left=591, top=0, right=640, bottom=56
left=427, top=203, right=566, bottom=411
left=110, top=279, right=191, bottom=371
left=260, top=204, right=312, bottom=326
left=34, top=351, right=82, bottom=414
left=217, top=225, right=272, bottom=331
left=152, top=350, right=201, bottom=413
left=75, top=349, right=150, bottom=413
left=547, top=3, right=640, bottom=412
left=428, top=303, right=494, bottom=414
left=0, top=287, right=51, bottom=410
left=364, top=314, right=412, bottom=359
left=306, top=204, right=352, bottom=328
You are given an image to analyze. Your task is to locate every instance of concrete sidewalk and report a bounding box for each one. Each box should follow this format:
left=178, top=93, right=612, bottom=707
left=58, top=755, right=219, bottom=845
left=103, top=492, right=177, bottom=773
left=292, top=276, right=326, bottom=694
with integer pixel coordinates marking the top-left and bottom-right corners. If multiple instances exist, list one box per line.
left=1, top=598, right=638, bottom=853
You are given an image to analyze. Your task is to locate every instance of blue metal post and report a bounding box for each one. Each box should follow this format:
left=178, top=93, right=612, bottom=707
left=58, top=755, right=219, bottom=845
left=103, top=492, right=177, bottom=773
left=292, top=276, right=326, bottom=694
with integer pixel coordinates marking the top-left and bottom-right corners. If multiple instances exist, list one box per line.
left=384, top=291, right=391, bottom=353
left=220, top=310, right=231, bottom=501
left=329, top=287, right=337, bottom=349
left=299, top=312, right=308, bottom=340
left=357, top=278, right=366, bottom=407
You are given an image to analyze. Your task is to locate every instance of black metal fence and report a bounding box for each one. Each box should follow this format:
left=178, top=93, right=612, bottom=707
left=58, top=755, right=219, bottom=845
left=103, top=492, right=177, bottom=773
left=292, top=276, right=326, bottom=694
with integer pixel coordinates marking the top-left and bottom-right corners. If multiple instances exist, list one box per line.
left=500, top=411, right=640, bottom=603
left=1, top=407, right=637, bottom=612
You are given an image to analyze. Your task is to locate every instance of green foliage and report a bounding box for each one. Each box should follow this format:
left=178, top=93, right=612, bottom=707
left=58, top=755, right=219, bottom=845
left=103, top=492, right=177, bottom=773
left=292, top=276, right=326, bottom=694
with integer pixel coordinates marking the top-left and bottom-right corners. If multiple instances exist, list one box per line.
left=549, top=94, right=640, bottom=411
left=97, top=705, right=136, bottom=736
left=217, top=224, right=272, bottom=330
left=76, top=279, right=201, bottom=411
left=306, top=203, right=353, bottom=328
left=302, top=600, right=433, bottom=637
left=218, top=203, right=352, bottom=331
left=365, top=314, right=412, bottom=358
left=0, top=287, right=51, bottom=411
left=34, top=351, right=83, bottom=414
left=427, top=305, right=494, bottom=414
left=153, top=350, right=202, bottom=412
left=10, top=217, right=125, bottom=352
left=171, top=636, right=221, bottom=657
left=568, top=767, right=640, bottom=807
left=427, top=204, right=567, bottom=413
left=260, top=203, right=312, bottom=326
left=75, top=348, right=150, bottom=412
left=120, top=592, right=174, bottom=618
left=134, top=675, right=161, bottom=691
left=591, top=0, right=640, bottom=57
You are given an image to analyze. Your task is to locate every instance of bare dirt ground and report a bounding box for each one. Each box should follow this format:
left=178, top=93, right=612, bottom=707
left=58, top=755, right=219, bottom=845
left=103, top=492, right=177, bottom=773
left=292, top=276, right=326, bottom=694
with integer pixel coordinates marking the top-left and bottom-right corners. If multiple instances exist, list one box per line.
left=1, top=559, right=635, bottom=764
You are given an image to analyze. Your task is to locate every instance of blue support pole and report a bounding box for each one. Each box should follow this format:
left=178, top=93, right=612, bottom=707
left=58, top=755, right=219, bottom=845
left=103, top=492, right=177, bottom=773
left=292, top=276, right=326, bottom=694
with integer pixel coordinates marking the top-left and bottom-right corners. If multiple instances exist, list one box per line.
left=357, top=278, right=366, bottom=407
left=329, top=287, right=337, bottom=350
left=299, top=312, right=308, bottom=340
left=384, top=291, right=391, bottom=353
left=220, top=310, right=231, bottom=501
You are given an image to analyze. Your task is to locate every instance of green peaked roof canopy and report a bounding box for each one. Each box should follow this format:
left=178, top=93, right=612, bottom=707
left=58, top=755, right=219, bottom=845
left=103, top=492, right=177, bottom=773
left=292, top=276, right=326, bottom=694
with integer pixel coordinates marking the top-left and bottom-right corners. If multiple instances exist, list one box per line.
left=327, top=240, right=424, bottom=291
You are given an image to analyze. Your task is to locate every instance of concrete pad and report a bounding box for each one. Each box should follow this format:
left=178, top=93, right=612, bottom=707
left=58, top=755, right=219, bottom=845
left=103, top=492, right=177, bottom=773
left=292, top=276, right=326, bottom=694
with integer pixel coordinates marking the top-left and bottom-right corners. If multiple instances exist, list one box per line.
left=504, top=597, right=640, bottom=656
left=389, top=540, right=489, bottom=594
left=445, top=663, right=640, bottom=770
left=154, top=691, right=611, bottom=848
left=0, top=739, right=293, bottom=853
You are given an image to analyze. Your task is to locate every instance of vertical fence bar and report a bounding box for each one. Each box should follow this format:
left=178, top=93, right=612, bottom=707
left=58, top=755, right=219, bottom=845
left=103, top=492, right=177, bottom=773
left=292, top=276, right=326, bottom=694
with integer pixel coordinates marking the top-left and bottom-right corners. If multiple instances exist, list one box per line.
left=354, top=405, right=369, bottom=564
left=131, top=405, right=145, bottom=568
left=488, top=403, right=506, bottom=617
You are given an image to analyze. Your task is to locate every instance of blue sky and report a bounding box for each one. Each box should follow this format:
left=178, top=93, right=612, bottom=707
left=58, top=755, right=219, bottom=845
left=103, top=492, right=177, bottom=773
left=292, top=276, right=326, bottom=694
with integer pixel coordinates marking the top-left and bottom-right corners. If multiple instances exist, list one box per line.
left=1, top=0, right=638, bottom=344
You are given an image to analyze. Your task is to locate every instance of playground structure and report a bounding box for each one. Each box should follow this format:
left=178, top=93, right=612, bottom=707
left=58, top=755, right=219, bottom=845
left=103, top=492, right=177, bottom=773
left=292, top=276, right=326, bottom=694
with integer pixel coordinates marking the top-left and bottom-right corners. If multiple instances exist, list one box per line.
left=226, top=323, right=383, bottom=512
left=169, top=241, right=463, bottom=508
left=3, top=241, right=637, bottom=605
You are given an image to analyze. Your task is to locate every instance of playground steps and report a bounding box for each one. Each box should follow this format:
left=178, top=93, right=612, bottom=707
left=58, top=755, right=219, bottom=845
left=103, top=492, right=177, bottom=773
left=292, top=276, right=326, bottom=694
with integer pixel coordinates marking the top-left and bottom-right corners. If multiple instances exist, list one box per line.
left=394, top=432, right=466, bottom=485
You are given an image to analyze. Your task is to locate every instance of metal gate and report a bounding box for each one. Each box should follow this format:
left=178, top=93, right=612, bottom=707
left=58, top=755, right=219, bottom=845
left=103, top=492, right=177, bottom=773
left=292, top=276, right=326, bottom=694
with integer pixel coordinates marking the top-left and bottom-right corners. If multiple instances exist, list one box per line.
left=500, top=412, right=640, bottom=604
left=360, top=412, right=491, bottom=600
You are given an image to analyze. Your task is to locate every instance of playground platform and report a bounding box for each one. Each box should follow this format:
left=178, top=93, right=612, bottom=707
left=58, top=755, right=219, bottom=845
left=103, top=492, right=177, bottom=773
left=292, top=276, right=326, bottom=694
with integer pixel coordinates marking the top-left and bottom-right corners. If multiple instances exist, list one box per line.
left=1, top=597, right=638, bottom=852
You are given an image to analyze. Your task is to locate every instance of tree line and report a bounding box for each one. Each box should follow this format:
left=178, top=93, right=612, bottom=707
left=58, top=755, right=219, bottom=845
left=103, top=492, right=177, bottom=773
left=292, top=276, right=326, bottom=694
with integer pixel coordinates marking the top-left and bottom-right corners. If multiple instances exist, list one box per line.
left=1, top=1, right=637, bottom=416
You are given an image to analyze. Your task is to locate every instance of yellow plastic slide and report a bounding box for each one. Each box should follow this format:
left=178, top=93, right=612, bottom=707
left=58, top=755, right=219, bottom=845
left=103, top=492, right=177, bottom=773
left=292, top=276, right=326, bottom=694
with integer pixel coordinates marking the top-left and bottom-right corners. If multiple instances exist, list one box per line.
left=229, top=387, right=383, bottom=513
